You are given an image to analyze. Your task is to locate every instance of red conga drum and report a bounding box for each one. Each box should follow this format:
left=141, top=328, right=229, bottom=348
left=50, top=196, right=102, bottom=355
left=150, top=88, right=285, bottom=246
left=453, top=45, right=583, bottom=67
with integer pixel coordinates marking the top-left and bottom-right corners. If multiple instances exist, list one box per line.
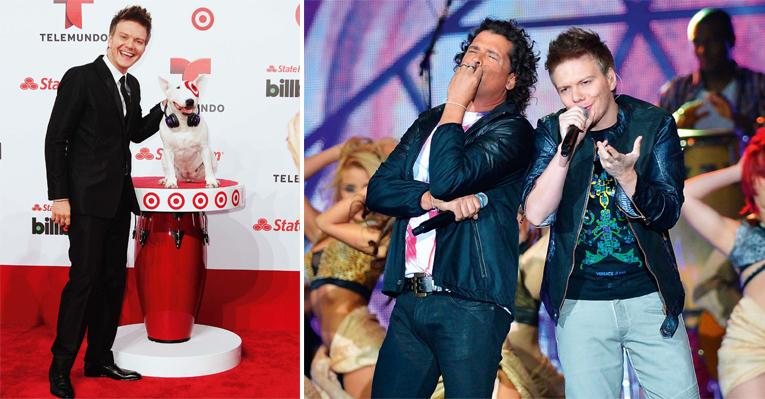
left=134, top=212, right=208, bottom=342
left=132, top=176, right=244, bottom=343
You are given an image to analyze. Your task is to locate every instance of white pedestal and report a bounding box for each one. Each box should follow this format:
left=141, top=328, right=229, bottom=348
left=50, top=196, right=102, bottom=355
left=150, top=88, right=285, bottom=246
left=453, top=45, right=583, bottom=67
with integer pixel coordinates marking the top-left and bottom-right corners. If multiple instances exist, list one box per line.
left=112, top=323, right=241, bottom=377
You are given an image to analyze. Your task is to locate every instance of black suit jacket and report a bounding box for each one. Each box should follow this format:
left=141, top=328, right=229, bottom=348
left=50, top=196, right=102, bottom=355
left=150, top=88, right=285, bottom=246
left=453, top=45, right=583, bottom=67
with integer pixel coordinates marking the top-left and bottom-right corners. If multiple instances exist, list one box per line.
left=45, top=55, right=164, bottom=218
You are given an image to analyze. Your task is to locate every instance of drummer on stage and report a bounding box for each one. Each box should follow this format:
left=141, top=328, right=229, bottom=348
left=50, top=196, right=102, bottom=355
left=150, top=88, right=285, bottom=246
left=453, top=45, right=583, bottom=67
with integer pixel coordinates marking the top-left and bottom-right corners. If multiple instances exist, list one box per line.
left=44, top=6, right=164, bottom=398
left=659, top=8, right=765, bottom=137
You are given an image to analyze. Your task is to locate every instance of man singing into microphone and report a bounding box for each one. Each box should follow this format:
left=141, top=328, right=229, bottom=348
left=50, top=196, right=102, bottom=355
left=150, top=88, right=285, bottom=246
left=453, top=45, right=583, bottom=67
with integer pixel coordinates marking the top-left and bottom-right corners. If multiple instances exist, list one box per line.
left=524, top=28, right=698, bottom=397
left=366, top=18, right=537, bottom=397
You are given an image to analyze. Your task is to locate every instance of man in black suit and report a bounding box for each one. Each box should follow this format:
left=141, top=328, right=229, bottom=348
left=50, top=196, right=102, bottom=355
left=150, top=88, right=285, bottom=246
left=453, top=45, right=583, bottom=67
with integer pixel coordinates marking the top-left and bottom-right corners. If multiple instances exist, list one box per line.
left=44, top=6, right=164, bottom=398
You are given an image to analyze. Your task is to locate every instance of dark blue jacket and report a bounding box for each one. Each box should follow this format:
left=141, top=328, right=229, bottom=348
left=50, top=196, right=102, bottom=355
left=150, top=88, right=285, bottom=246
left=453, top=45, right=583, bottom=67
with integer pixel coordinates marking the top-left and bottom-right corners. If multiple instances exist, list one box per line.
left=367, top=100, right=533, bottom=311
left=522, top=95, right=686, bottom=337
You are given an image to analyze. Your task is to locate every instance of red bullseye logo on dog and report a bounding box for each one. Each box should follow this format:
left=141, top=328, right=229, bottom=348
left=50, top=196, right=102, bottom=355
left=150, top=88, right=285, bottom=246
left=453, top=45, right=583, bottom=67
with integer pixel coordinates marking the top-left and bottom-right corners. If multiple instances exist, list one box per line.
left=143, top=192, right=160, bottom=210
left=168, top=193, right=185, bottom=210
left=214, top=192, right=227, bottom=208
left=191, top=7, right=214, bottom=31
left=193, top=193, right=208, bottom=209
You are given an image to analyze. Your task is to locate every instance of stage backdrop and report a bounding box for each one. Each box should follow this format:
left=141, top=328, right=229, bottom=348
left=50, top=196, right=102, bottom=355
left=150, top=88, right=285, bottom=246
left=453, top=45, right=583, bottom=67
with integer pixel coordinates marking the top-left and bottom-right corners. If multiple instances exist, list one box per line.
left=0, top=0, right=301, bottom=331
left=305, top=0, right=765, bottom=207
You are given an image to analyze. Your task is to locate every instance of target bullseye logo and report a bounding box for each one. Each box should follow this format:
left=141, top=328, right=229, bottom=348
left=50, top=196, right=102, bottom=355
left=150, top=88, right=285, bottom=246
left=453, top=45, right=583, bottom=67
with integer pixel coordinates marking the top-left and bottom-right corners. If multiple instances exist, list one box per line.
left=232, top=190, right=240, bottom=207
left=193, top=192, right=208, bottom=209
left=168, top=193, right=185, bottom=210
left=215, top=192, right=227, bottom=208
left=143, top=192, right=160, bottom=210
left=192, top=7, right=214, bottom=31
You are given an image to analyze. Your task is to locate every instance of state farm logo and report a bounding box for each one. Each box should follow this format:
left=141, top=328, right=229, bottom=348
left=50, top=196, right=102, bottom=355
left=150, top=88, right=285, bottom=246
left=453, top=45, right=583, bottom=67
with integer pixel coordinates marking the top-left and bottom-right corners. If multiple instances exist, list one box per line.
left=32, top=203, right=52, bottom=212
left=252, top=217, right=300, bottom=232
left=20, top=77, right=60, bottom=91
left=41, top=1, right=106, bottom=43
left=54, top=0, right=93, bottom=29
left=134, top=147, right=224, bottom=162
left=266, top=64, right=300, bottom=73
left=266, top=79, right=300, bottom=98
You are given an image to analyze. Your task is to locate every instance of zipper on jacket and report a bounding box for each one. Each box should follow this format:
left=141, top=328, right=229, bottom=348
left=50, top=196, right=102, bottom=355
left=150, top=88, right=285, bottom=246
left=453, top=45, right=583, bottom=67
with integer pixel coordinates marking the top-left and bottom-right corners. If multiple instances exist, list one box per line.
left=472, top=220, right=488, bottom=278
left=625, top=220, right=668, bottom=310
left=558, top=145, right=595, bottom=317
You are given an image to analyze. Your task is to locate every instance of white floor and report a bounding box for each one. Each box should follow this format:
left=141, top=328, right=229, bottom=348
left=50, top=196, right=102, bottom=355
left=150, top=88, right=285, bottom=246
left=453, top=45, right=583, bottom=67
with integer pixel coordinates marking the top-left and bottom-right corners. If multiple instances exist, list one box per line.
left=113, top=323, right=241, bottom=377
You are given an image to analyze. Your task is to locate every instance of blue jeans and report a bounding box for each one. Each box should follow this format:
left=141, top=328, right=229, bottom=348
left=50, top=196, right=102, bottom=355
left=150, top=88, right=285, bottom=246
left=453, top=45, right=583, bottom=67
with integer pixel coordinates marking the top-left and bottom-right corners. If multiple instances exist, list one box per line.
left=371, top=291, right=511, bottom=398
left=556, top=291, right=699, bottom=398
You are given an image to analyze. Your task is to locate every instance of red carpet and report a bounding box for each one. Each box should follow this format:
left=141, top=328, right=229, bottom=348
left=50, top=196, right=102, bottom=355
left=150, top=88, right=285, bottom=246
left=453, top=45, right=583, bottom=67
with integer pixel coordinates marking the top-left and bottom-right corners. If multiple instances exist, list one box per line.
left=0, top=326, right=298, bottom=398
left=0, top=266, right=300, bottom=397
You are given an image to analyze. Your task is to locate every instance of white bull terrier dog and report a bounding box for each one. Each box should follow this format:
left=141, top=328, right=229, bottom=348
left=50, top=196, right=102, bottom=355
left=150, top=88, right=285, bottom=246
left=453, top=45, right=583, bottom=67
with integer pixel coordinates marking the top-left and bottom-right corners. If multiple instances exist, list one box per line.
left=158, top=75, right=218, bottom=188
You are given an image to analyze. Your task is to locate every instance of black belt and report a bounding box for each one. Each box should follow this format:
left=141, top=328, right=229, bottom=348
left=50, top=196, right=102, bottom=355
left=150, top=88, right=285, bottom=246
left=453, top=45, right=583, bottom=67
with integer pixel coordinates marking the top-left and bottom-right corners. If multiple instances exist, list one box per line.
left=405, top=273, right=447, bottom=298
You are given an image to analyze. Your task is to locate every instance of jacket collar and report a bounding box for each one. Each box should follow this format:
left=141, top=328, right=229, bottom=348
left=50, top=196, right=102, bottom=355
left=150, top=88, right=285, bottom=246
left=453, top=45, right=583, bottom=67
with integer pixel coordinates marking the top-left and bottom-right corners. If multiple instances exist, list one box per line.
left=424, top=98, right=519, bottom=134
left=93, top=55, right=126, bottom=126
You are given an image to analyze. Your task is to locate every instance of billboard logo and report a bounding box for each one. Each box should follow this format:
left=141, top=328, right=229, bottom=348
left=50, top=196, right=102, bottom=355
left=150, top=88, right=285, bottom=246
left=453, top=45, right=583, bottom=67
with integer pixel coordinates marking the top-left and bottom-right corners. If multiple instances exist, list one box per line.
left=265, top=79, right=300, bottom=98
left=170, top=58, right=212, bottom=82
left=253, top=218, right=300, bottom=232
left=32, top=217, right=68, bottom=235
left=191, top=7, right=214, bottom=31
left=54, top=0, right=94, bottom=29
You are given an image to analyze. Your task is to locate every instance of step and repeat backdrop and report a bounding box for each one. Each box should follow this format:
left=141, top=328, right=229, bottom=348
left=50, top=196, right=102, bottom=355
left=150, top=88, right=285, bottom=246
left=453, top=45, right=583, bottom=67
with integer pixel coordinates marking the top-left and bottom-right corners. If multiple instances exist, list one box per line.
left=1, top=0, right=302, bottom=272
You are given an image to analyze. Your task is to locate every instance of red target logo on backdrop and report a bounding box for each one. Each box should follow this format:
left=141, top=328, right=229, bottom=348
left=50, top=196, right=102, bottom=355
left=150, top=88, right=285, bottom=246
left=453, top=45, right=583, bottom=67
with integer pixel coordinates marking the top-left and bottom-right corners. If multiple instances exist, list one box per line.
left=143, top=193, right=160, bottom=210
left=232, top=190, right=241, bottom=207
left=192, top=7, right=214, bottom=31
left=168, top=193, right=185, bottom=210
left=193, top=192, right=208, bottom=209
left=215, top=192, right=227, bottom=208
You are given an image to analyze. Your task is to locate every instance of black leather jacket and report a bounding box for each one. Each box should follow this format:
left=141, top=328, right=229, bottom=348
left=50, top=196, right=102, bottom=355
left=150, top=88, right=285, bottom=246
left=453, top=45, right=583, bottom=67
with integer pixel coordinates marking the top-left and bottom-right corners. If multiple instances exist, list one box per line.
left=522, top=95, right=686, bottom=337
left=367, top=100, right=533, bottom=310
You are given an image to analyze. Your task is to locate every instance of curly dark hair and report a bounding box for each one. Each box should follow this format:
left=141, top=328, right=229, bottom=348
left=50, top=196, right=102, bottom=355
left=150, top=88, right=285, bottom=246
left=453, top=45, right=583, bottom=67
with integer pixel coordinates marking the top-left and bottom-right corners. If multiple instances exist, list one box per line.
left=453, top=18, right=539, bottom=115
left=109, top=6, right=152, bottom=42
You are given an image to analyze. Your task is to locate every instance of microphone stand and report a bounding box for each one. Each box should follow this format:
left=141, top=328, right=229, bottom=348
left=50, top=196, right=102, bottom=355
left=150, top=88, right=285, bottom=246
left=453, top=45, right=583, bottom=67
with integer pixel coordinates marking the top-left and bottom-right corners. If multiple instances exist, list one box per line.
left=419, top=0, right=452, bottom=110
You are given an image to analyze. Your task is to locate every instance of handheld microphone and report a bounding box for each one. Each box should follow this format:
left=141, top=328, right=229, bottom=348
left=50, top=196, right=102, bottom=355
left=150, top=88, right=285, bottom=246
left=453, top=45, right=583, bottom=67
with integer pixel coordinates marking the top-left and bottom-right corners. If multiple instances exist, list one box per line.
left=560, top=108, right=589, bottom=158
left=412, top=192, right=488, bottom=236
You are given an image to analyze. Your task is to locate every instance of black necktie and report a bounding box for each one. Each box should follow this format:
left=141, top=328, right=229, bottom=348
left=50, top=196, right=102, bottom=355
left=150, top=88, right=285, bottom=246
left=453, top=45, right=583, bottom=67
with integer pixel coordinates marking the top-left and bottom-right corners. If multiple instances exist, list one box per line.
left=119, top=75, right=131, bottom=118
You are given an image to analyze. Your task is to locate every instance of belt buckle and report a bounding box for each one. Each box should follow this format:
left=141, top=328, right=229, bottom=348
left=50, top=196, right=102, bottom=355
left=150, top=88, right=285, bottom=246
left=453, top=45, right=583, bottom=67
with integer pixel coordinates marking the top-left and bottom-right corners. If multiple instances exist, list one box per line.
left=411, top=273, right=435, bottom=298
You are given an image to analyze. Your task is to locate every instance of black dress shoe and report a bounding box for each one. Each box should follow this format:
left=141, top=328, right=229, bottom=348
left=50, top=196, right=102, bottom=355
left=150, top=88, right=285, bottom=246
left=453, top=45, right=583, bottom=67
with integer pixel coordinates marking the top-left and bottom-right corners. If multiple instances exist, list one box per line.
left=49, top=368, right=74, bottom=398
left=83, top=363, right=141, bottom=380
